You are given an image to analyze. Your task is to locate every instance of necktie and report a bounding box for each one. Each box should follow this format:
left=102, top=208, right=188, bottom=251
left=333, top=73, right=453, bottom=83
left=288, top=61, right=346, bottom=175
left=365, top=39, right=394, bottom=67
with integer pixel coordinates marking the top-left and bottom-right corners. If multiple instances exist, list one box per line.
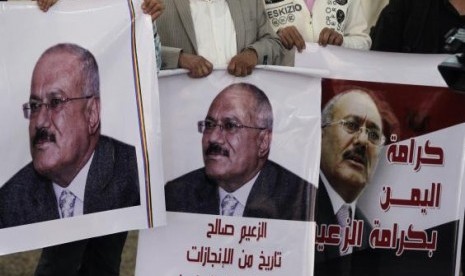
left=221, top=194, right=239, bottom=216
left=59, top=190, right=77, bottom=218
left=336, top=204, right=352, bottom=254
left=306, top=0, right=315, bottom=12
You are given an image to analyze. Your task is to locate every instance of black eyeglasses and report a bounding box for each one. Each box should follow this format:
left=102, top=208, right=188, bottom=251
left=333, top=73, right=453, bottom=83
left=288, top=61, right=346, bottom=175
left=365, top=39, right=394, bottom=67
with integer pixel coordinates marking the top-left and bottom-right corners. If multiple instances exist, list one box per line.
left=22, top=95, right=94, bottom=119
left=198, top=120, right=266, bottom=135
left=323, top=119, right=385, bottom=146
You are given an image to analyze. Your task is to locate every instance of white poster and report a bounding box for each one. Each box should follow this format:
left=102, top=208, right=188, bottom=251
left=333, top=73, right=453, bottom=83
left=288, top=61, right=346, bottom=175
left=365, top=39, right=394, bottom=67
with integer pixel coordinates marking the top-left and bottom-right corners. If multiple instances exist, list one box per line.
left=136, top=68, right=321, bottom=275
left=0, top=0, right=165, bottom=254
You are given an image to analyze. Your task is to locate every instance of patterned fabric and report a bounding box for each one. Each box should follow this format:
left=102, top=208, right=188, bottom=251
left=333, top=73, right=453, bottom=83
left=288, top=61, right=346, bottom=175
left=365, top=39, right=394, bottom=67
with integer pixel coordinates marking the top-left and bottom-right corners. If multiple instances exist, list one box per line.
left=336, top=204, right=352, bottom=254
left=59, top=190, right=77, bottom=218
left=153, top=22, right=161, bottom=71
left=220, top=194, right=239, bottom=216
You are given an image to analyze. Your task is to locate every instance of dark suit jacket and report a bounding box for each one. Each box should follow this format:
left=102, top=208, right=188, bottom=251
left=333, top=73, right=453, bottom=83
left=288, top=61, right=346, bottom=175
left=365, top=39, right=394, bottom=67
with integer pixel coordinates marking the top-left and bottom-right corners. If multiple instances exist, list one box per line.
left=165, top=160, right=315, bottom=221
left=315, top=181, right=377, bottom=276
left=158, top=0, right=284, bottom=68
left=0, top=135, right=140, bottom=228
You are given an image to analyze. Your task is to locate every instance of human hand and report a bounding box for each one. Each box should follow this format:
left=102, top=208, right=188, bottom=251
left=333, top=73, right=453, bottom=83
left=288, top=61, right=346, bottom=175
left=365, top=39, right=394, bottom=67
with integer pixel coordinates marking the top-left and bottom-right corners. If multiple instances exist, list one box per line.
left=318, top=27, right=343, bottom=46
left=277, top=26, right=306, bottom=52
left=227, top=49, right=258, bottom=77
left=36, top=0, right=58, bottom=12
left=141, top=0, right=165, bottom=21
left=178, top=52, right=213, bottom=78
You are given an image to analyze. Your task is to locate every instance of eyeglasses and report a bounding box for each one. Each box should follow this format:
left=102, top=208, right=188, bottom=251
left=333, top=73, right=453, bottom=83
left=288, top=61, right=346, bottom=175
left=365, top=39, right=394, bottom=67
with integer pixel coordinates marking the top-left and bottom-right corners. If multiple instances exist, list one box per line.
left=22, top=95, right=94, bottom=119
left=323, top=119, right=385, bottom=146
left=198, top=120, right=266, bottom=135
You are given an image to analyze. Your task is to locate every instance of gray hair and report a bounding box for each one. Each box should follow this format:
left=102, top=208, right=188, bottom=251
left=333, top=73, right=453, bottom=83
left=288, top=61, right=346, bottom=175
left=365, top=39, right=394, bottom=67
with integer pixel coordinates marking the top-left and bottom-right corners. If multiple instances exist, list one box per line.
left=222, top=83, right=273, bottom=130
left=39, top=43, right=100, bottom=97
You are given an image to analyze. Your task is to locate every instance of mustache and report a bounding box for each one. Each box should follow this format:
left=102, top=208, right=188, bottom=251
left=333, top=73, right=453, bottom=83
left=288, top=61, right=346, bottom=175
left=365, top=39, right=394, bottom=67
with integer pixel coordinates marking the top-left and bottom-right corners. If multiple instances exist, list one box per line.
left=33, top=128, right=56, bottom=146
left=342, top=145, right=367, bottom=166
left=205, top=143, right=229, bottom=157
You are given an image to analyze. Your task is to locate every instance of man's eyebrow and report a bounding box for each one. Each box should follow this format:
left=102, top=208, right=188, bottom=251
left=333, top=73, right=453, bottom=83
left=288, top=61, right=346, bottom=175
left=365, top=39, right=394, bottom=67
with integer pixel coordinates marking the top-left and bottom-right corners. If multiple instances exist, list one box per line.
left=29, top=89, right=66, bottom=100
left=29, top=94, right=41, bottom=101
left=205, top=115, right=215, bottom=121
left=204, top=115, right=242, bottom=122
left=344, top=115, right=382, bottom=131
left=48, top=89, right=66, bottom=98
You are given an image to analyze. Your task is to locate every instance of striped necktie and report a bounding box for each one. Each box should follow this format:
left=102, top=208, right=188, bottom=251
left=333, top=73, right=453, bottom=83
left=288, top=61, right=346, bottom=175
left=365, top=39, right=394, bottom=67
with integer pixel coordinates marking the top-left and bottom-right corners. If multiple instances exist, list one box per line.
left=336, top=204, right=352, bottom=255
left=221, top=194, right=239, bottom=216
left=59, top=190, right=77, bottom=218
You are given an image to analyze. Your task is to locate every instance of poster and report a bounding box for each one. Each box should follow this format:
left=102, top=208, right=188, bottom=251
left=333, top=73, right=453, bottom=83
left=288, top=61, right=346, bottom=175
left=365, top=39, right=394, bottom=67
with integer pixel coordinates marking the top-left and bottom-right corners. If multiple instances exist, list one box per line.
left=136, top=68, right=321, bottom=275
left=0, top=0, right=165, bottom=254
left=298, top=44, right=465, bottom=275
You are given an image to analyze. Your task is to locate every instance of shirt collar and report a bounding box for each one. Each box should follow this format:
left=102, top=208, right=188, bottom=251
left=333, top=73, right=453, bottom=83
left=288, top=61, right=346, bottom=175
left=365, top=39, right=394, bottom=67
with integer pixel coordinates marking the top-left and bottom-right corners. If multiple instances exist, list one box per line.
left=320, top=171, right=356, bottom=219
left=53, top=153, right=94, bottom=203
left=218, top=172, right=259, bottom=208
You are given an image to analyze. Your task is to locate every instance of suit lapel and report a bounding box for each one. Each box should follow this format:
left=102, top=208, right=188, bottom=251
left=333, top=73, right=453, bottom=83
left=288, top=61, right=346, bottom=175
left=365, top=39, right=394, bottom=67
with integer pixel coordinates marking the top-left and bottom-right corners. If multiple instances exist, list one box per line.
left=31, top=170, right=60, bottom=220
left=316, top=181, right=341, bottom=260
left=198, top=176, right=221, bottom=215
left=174, top=0, right=198, bottom=51
left=226, top=0, right=245, bottom=52
left=84, top=137, right=113, bottom=214
left=243, top=161, right=276, bottom=218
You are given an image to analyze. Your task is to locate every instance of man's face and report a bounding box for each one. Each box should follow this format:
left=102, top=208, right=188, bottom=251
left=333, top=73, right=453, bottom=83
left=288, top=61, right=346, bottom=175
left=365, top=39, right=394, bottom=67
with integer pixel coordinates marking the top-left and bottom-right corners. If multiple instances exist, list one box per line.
left=321, top=91, right=383, bottom=202
left=29, top=51, right=96, bottom=184
left=202, top=88, right=270, bottom=191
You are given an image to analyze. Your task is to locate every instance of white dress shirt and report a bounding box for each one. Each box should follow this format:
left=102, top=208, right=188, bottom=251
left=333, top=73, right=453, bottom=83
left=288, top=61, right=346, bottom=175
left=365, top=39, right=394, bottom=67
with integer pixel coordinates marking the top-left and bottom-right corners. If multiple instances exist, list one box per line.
left=53, top=154, right=93, bottom=218
left=190, top=0, right=237, bottom=66
left=218, top=173, right=259, bottom=217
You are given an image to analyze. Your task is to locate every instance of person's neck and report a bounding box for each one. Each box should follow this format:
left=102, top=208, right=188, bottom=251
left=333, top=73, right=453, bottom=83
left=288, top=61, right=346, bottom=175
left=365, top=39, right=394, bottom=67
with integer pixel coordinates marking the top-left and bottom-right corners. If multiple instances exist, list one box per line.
left=52, top=137, right=99, bottom=187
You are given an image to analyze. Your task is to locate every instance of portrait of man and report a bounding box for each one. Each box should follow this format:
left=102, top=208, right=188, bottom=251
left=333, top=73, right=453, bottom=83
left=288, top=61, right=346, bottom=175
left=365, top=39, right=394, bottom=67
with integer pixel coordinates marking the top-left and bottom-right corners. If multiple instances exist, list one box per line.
left=0, top=43, right=140, bottom=229
left=315, top=88, right=391, bottom=274
left=164, top=82, right=315, bottom=221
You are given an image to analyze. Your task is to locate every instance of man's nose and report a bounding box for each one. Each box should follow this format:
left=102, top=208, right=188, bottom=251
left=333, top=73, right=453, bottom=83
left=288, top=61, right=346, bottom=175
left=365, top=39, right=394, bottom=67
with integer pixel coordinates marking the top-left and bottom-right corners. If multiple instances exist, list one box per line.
left=353, top=127, right=369, bottom=145
left=207, top=125, right=226, bottom=144
left=33, top=104, right=52, bottom=128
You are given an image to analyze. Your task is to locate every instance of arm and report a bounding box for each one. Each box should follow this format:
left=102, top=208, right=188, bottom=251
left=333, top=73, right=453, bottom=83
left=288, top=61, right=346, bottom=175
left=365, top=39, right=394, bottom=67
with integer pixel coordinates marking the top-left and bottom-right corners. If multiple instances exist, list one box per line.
left=248, top=0, right=284, bottom=65
left=227, top=0, right=284, bottom=76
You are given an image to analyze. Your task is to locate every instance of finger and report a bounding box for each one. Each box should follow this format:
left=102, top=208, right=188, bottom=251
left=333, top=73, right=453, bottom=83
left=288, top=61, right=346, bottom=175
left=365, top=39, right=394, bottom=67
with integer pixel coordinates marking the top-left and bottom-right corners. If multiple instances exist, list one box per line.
left=318, top=29, right=331, bottom=46
left=327, top=31, right=342, bottom=46
left=142, top=0, right=155, bottom=11
left=204, top=59, right=213, bottom=72
left=200, top=64, right=210, bottom=77
left=37, top=0, right=47, bottom=11
left=38, top=0, right=57, bottom=12
left=227, top=60, right=236, bottom=75
left=234, top=64, right=245, bottom=77
left=190, top=66, right=204, bottom=78
left=288, top=29, right=305, bottom=51
left=151, top=11, right=162, bottom=21
left=246, top=64, right=253, bottom=76
left=333, top=33, right=343, bottom=46
left=278, top=31, right=294, bottom=50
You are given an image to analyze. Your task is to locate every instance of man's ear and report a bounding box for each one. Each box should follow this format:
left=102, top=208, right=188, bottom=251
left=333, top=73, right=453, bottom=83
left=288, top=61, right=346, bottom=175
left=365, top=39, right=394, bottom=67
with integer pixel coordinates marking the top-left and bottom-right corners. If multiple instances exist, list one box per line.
left=87, top=97, right=100, bottom=135
left=257, top=130, right=272, bottom=158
